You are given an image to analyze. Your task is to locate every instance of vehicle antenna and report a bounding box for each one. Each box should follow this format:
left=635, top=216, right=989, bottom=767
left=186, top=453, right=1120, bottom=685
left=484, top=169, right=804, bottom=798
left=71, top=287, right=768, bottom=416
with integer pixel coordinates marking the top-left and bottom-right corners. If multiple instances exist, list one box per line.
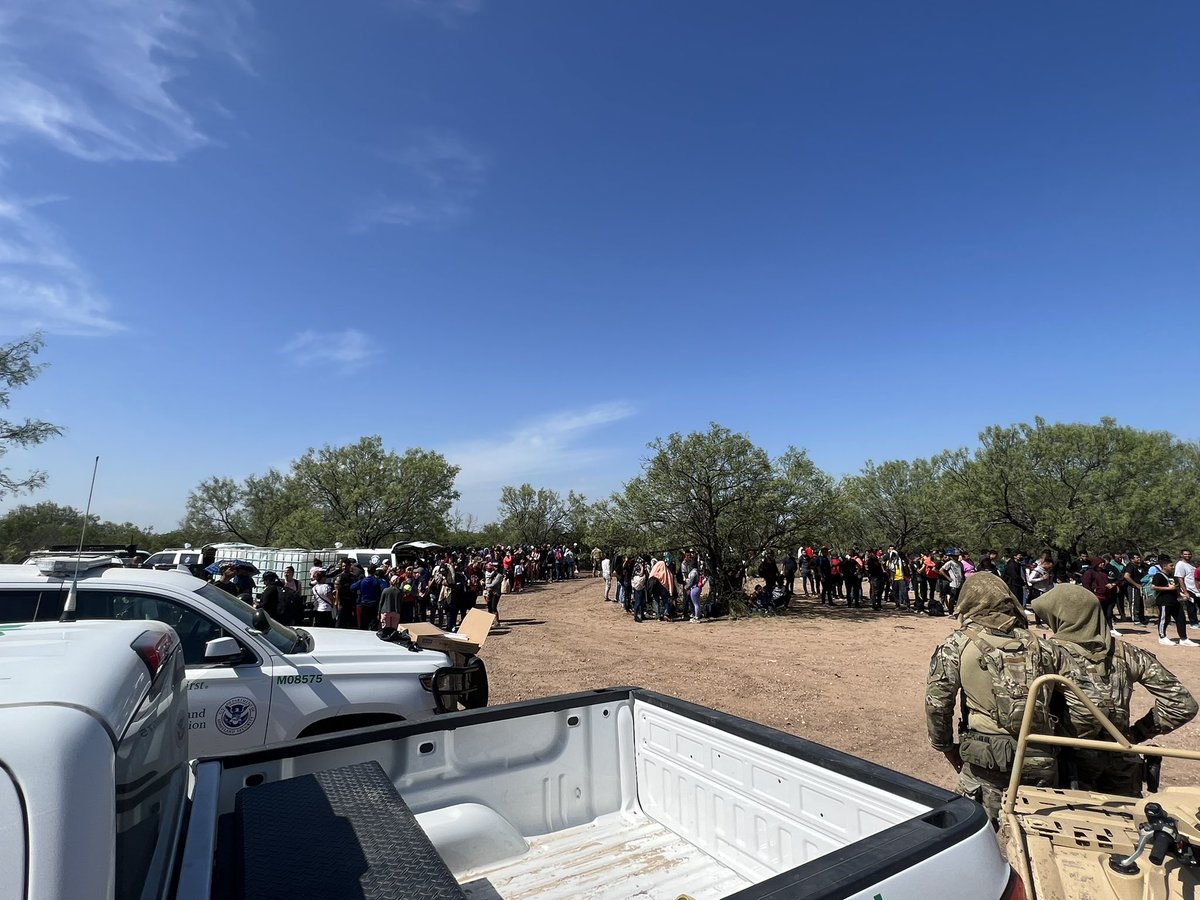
left=60, top=456, right=100, bottom=624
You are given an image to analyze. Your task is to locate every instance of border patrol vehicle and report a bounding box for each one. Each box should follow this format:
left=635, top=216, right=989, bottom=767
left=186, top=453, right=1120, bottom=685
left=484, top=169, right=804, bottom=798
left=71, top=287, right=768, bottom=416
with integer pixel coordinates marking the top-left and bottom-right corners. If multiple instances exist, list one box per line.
left=0, top=555, right=488, bottom=756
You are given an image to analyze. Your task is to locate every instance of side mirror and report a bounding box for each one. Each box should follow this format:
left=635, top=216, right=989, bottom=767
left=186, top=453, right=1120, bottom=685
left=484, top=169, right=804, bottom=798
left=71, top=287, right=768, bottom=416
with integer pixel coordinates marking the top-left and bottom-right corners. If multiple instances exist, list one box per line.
left=250, top=608, right=271, bottom=634
left=204, top=636, right=243, bottom=664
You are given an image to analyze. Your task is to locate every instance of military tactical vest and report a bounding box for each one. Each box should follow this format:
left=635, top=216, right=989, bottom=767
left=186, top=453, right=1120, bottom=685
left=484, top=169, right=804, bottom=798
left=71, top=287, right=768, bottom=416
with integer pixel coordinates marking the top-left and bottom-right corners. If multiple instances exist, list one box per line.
left=1061, top=642, right=1128, bottom=733
left=959, top=625, right=1049, bottom=736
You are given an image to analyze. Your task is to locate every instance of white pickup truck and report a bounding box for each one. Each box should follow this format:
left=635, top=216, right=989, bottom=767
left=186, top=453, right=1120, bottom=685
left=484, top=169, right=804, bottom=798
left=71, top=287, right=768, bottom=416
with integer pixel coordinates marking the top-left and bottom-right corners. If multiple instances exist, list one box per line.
left=0, top=618, right=192, bottom=899
left=0, top=557, right=488, bottom=756
left=179, top=691, right=1022, bottom=899
left=2, top=616, right=1024, bottom=900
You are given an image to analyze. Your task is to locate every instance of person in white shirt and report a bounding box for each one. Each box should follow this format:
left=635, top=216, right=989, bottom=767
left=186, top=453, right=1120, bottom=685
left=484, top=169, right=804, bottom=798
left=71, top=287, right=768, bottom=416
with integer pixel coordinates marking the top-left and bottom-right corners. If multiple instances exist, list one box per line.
left=310, top=569, right=335, bottom=628
left=601, top=555, right=612, bottom=601
left=1174, top=549, right=1198, bottom=628
left=309, top=558, right=326, bottom=584
left=939, top=551, right=964, bottom=614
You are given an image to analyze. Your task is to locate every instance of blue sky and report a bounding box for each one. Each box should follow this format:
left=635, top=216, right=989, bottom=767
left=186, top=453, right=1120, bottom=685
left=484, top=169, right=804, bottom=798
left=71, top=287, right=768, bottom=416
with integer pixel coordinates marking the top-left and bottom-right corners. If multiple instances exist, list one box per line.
left=0, top=1, right=1196, bottom=530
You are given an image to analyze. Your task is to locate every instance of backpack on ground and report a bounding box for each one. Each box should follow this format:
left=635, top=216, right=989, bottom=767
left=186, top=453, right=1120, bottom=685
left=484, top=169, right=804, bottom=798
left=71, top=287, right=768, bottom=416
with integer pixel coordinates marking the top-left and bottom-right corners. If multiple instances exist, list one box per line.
left=927, top=599, right=945, bottom=617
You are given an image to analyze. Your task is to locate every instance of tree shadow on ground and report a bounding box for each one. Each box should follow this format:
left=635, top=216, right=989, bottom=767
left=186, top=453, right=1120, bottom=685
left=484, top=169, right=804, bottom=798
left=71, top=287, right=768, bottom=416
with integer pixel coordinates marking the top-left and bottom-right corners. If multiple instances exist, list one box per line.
left=758, top=595, right=949, bottom=623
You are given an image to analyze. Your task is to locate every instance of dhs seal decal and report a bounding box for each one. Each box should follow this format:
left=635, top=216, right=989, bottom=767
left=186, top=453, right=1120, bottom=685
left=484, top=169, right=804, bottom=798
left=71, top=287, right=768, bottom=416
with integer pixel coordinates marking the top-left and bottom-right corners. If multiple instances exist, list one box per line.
left=216, top=697, right=257, bottom=736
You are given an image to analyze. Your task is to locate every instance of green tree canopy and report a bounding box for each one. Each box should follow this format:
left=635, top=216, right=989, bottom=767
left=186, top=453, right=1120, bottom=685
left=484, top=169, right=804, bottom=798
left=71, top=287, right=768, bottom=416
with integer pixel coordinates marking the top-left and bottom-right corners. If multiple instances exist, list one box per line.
left=495, top=484, right=589, bottom=546
left=0, top=501, right=169, bottom=563
left=0, top=334, right=62, bottom=498
left=840, top=455, right=957, bottom=551
left=182, top=469, right=299, bottom=546
left=290, top=437, right=460, bottom=547
left=944, top=417, right=1197, bottom=554
left=600, top=424, right=835, bottom=596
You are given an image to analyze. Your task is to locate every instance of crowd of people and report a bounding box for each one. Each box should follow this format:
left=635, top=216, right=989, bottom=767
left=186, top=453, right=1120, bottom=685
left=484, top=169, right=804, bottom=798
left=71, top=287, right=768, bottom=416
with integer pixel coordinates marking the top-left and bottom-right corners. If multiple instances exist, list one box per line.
left=202, top=538, right=1198, bottom=819
left=596, top=550, right=707, bottom=622
left=210, top=544, right=591, bottom=632
left=751, top=546, right=1200, bottom=648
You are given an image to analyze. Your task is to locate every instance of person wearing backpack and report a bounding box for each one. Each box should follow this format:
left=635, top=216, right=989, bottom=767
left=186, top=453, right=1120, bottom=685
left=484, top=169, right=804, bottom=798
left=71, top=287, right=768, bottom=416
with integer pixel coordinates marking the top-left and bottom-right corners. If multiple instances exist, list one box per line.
left=1033, top=584, right=1197, bottom=795
left=258, top=571, right=287, bottom=623
left=925, top=573, right=1074, bottom=824
left=630, top=559, right=648, bottom=622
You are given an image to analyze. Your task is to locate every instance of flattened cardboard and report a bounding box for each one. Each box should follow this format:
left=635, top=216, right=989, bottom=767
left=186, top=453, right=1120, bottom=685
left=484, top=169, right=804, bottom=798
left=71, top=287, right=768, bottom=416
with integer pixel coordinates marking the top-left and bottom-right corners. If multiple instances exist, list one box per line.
left=405, top=608, right=494, bottom=657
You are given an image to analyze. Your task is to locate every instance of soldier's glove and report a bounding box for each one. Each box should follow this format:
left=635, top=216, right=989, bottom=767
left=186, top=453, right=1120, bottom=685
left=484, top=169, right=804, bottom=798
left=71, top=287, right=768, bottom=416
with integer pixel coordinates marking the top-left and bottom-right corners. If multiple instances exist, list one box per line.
left=1129, top=713, right=1160, bottom=745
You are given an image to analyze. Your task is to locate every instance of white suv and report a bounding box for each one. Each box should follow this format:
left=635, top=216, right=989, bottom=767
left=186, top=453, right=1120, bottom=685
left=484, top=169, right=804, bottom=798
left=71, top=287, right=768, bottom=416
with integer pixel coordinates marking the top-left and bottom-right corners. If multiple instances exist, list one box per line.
left=0, top=558, right=489, bottom=756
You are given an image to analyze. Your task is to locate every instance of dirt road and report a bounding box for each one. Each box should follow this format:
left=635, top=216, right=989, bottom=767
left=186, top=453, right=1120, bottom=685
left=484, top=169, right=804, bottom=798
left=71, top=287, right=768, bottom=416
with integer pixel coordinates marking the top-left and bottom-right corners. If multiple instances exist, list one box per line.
left=481, top=576, right=1200, bottom=792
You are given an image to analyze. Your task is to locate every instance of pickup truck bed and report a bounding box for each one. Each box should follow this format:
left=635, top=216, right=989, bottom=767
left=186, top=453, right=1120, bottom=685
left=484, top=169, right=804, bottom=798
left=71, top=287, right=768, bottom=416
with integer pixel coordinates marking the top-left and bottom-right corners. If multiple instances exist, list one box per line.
left=183, top=688, right=1013, bottom=900
left=458, top=809, right=750, bottom=899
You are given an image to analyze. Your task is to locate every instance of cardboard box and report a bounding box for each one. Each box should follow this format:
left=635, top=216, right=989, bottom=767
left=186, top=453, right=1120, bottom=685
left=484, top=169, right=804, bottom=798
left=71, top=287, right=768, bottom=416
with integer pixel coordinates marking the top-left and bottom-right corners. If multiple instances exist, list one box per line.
left=405, top=608, right=494, bottom=658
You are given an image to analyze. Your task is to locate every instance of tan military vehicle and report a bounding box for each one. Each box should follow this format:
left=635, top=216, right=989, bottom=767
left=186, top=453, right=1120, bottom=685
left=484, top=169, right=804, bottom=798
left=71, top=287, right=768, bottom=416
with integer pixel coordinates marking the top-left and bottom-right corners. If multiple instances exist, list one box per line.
left=1001, top=674, right=1200, bottom=899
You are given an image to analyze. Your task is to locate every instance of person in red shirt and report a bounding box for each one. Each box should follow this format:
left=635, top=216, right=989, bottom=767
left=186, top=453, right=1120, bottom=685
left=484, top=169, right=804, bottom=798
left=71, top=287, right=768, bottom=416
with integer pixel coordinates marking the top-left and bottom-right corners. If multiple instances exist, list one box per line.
left=502, top=551, right=514, bottom=591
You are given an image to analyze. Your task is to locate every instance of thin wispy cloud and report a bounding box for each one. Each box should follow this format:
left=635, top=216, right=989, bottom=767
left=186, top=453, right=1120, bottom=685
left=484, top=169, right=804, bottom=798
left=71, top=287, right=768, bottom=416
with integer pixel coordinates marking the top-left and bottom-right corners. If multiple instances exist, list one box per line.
left=447, top=402, right=635, bottom=493
left=283, top=329, right=381, bottom=374
left=389, top=0, right=483, bottom=28
left=0, top=194, right=121, bottom=336
left=355, top=129, right=489, bottom=231
left=0, top=0, right=250, bottom=335
left=0, top=0, right=252, bottom=162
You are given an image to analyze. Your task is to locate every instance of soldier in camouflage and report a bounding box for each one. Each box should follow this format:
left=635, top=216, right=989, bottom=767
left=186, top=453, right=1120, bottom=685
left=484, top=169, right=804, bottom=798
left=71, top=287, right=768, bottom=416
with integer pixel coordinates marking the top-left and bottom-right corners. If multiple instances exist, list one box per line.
left=926, top=572, right=1073, bottom=824
left=1033, top=584, right=1197, bottom=795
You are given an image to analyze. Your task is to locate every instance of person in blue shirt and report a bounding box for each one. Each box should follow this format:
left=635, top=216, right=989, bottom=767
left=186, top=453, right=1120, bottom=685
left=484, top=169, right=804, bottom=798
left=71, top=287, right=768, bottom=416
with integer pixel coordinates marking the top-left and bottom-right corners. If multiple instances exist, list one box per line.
left=352, top=567, right=385, bottom=631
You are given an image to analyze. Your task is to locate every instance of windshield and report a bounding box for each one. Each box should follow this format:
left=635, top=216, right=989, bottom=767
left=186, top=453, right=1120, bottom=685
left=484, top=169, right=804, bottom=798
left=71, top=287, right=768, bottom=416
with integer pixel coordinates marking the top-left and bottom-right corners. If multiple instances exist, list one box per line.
left=195, top=583, right=300, bottom=655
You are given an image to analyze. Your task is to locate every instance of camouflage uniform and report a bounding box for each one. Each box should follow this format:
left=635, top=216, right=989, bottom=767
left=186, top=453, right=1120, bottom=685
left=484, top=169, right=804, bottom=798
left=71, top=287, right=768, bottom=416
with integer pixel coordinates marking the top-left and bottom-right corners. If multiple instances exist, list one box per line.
left=926, top=625, right=1070, bottom=822
left=1054, top=641, right=1197, bottom=795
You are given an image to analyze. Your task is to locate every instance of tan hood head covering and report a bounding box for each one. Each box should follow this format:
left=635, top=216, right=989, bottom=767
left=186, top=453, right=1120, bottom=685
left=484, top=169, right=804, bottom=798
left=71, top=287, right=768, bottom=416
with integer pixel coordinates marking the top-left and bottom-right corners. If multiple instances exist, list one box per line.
left=955, top=572, right=1026, bottom=632
left=1032, top=583, right=1111, bottom=665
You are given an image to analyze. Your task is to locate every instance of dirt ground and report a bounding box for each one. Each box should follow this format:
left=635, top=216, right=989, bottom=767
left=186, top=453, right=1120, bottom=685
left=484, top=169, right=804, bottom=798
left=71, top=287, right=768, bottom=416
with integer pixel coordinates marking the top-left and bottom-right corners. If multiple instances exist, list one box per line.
left=481, top=576, right=1200, bottom=793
